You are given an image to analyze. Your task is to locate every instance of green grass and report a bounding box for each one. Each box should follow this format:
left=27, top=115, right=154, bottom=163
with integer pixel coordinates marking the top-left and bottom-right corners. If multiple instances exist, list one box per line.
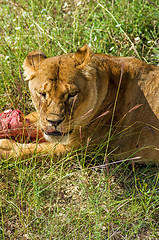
left=0, top=0, right=159, bottom=239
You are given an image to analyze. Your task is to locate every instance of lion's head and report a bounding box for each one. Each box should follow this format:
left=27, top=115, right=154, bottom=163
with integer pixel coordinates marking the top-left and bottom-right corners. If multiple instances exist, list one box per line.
left=23, top=45, right=109, bottom=143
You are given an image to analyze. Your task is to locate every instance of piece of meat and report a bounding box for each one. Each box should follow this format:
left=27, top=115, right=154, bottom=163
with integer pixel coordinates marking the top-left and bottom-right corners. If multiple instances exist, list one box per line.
left=0, top=109, right=45, bottom=143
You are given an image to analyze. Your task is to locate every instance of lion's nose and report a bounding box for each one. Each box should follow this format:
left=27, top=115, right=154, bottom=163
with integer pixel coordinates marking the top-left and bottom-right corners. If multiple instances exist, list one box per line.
left=46, top=118, right=64, bottom=126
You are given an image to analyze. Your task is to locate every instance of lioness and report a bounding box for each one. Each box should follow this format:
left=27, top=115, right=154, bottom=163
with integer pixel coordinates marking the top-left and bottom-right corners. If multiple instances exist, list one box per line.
left=0, top=44, right=159, bottom=163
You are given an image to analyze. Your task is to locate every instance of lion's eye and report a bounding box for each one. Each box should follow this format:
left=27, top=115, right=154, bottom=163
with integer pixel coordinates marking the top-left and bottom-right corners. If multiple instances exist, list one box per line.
left=39, top=92, right=46, bottom=99
left=68, top=91, right=78, bottom=100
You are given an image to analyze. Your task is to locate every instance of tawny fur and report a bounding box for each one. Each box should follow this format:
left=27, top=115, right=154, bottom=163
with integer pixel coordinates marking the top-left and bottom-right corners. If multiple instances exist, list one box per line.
left=1, top=44, right=159, bottom=163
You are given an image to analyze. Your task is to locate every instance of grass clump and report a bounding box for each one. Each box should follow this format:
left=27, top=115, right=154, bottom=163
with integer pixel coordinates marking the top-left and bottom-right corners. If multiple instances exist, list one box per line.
left=0, top=155, right=159, bottom=239
left=0, top=0, right=159, bottom=239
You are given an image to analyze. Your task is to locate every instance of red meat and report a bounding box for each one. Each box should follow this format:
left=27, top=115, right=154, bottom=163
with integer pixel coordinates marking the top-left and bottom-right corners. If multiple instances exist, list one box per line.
left=0, top=109, right=45, bottom=143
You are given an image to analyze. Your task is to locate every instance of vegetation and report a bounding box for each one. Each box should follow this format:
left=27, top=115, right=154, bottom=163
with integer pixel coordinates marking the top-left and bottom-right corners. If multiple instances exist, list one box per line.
left=0, top=0, right=159, bottom=239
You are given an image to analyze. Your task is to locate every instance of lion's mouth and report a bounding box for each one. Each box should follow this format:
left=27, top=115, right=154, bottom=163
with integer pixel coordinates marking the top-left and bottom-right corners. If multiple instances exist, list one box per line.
left=44, top=130, right=63, bottom=136
left=43, top=129, right=73, bottom=136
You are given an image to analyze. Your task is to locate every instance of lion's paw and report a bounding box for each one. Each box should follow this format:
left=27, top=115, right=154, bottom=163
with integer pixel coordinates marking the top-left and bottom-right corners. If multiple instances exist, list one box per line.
left=0, top=139, right=21, bottom=159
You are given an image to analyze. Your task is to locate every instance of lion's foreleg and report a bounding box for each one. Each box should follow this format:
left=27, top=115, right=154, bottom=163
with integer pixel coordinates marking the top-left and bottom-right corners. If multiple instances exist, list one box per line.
left=0, top=139, right=70, bottom=159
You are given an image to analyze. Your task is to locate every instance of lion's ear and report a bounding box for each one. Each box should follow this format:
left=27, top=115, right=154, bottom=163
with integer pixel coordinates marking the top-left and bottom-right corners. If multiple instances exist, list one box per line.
left=74, top=44, right=93, bottom=67
left=23, top=50, right=47, bottom=81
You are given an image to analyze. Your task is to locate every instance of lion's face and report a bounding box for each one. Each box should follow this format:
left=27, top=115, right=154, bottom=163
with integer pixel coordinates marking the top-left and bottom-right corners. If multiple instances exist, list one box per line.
left=23, top=45, right=105, bottom=143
